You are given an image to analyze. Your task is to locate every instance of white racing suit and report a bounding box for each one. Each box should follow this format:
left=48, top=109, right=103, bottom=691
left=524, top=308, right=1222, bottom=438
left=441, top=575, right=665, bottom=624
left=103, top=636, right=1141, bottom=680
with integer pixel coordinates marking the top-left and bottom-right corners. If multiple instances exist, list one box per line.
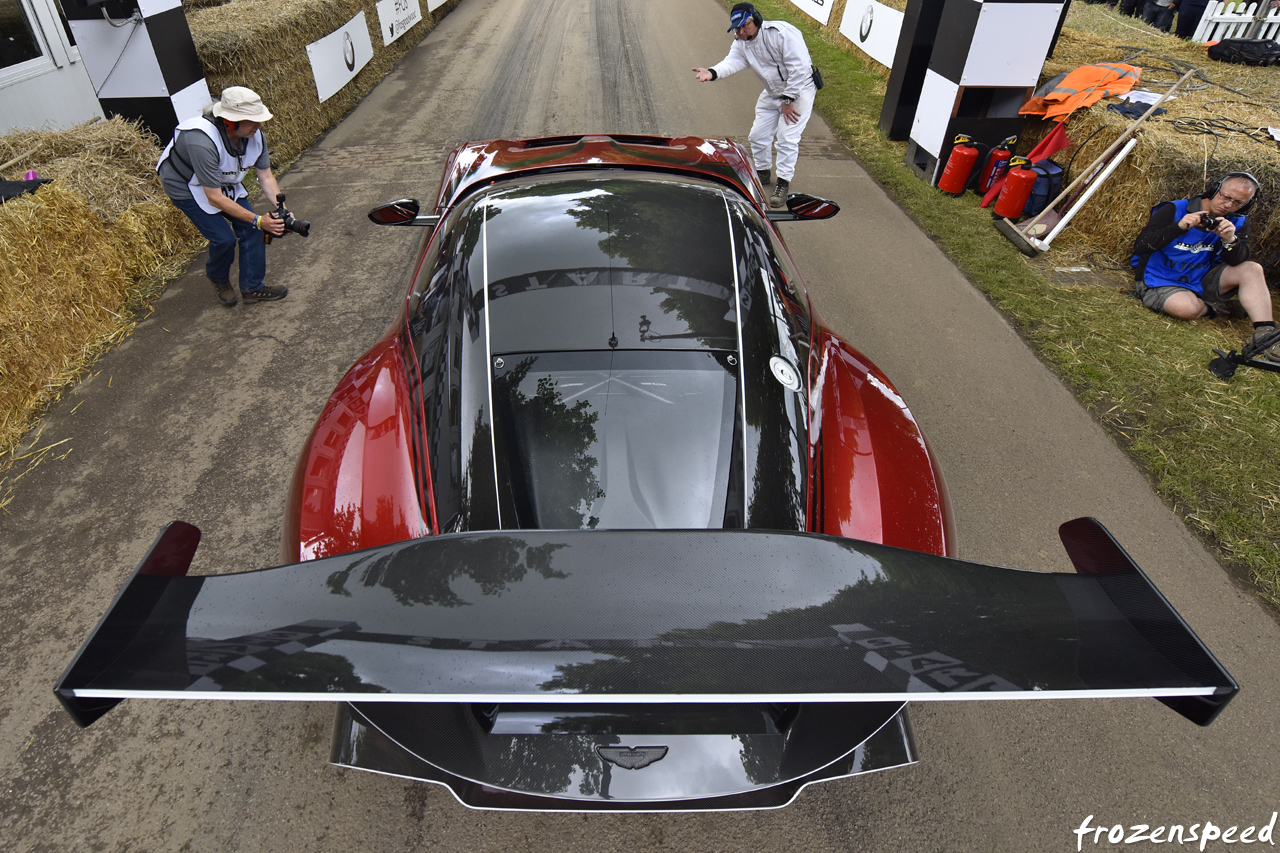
left=710, top=20, right=816, bottom=182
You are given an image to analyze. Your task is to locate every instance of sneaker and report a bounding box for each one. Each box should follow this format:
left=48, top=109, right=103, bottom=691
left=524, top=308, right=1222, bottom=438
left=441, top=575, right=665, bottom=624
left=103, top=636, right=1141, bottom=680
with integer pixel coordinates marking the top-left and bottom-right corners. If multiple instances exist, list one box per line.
left=241, top=284, right=288, bottom=303
left=770, top=178, right=790, bottom=210
left=757, top=169, right=772, bottom=187
left=1250, top=326, right=1280, bottom=363
left=210, top=278, right=237, bottom=307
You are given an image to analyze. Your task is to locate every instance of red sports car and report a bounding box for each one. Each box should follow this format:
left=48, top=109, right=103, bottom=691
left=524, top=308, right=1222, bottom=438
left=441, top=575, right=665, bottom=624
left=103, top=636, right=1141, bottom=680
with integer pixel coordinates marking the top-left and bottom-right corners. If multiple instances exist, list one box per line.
left=57, top=134, right=1236, bottom=811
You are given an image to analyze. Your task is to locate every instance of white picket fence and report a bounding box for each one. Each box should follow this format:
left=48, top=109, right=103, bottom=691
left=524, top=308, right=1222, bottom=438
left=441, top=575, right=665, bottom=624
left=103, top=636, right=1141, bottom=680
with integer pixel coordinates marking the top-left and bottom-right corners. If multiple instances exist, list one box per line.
left=1191, top=1, right=1280, bottom=43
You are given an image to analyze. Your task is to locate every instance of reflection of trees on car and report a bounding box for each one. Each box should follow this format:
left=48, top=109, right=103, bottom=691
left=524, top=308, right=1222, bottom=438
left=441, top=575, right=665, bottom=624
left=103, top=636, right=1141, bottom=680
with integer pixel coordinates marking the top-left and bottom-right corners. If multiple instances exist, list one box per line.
left=481, top=733, right=614, bottom=798
left=494, top=356, right=604, bottom=529
left=324, top=532, right=568, bottom=608
left=732, top=208, right=807, bottom=530
left=539, top=547, right=1083, bottom=706
left=564, top=179, right=736, bottom=287
left=646, top=288, right=738, bottom=350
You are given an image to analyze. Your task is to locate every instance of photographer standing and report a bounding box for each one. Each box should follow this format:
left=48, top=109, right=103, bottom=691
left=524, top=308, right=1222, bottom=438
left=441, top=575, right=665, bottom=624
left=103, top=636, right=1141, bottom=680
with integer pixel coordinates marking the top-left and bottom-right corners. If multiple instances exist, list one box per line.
left=1131, top=173, right=1278, bottom=362
left=157, top=87, right=291, bottom=306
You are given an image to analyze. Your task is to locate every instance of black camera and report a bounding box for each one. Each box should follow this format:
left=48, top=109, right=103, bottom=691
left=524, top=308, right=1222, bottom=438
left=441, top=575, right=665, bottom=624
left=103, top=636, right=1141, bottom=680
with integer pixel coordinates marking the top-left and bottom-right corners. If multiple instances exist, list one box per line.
left=1199, top=212, right=1222, bottom=231
left=266, top=193, right=310, bottom=242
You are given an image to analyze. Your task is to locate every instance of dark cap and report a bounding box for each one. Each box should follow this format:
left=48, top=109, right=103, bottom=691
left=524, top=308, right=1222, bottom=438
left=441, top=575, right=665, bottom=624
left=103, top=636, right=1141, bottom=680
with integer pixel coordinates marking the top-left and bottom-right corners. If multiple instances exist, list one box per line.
left=728, top=3, right=757, bottom=31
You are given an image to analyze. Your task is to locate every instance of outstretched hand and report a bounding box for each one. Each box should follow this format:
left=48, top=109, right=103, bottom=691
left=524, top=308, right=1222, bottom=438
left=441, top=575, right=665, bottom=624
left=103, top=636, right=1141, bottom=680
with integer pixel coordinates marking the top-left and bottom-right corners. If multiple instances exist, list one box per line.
left=693, top=68, right=713, bottom=83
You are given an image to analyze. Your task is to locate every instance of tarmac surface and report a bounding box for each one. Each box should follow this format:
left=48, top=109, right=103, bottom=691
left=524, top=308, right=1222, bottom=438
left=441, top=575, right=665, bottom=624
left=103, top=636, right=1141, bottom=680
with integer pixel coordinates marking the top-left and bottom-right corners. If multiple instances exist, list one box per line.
left=2, top=0, right=1278, bottom=850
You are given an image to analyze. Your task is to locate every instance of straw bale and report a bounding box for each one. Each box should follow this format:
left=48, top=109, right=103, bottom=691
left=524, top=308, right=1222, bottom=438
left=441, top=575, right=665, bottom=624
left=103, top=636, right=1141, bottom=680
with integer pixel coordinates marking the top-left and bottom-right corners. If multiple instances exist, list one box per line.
left=187, top=0, right=462, bottom=170
left=0, top=121, right=202, bottom=460
left=1013, top=14, right=1280, bottom=275
left=0, top=117, right=173, bottom=221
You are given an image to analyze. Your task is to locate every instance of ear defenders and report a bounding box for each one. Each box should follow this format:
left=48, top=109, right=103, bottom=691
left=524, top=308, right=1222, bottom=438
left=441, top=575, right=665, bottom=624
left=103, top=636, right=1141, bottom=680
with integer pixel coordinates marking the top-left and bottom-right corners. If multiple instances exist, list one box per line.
left=1206, top=171, right=1262, bottom=215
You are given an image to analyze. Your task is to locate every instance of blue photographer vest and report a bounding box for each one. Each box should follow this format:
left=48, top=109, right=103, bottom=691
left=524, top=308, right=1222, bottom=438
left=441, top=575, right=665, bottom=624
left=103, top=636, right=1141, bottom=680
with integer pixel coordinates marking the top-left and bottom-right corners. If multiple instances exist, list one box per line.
left=1131, top=199, right=1245, bottom=295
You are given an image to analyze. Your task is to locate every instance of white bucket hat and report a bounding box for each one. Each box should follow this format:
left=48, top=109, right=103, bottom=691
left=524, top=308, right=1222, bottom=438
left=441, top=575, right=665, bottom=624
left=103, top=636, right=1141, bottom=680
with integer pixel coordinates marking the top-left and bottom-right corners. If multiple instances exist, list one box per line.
left=211, top=86, right=273, bottom=123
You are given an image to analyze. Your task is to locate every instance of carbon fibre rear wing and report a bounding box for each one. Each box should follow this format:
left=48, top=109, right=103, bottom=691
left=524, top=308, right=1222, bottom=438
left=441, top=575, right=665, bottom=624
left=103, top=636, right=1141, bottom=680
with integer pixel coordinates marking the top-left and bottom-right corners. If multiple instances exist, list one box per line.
left=55, top=519, right=1237, bottom=728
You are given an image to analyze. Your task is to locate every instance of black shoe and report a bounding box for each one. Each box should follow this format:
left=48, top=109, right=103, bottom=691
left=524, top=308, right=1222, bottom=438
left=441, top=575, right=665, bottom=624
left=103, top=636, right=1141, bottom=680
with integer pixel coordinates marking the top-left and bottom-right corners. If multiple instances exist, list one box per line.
left=1251, top=326, right=1280, bottom=363
left=757, top=169, right=772, bottom=187
left=241, top=284, right=288, bottom=303
left=210, top=278, right=237, bottom=307
left=770, top=178, right=790, bottom=210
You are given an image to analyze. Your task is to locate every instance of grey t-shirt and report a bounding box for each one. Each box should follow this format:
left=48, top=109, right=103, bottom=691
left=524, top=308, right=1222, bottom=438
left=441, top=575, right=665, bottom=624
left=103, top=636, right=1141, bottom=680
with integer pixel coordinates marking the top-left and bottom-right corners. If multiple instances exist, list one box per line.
left=158, top=117, right=270, bottom=201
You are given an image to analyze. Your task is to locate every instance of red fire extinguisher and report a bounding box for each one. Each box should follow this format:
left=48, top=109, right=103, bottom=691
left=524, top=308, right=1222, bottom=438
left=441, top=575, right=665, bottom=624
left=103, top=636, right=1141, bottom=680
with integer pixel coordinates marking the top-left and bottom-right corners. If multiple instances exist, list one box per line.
left=993, top=157, right=1038, bottom=219
left=976, top=135, right=1018, bottom=194
left=937, top=135, right=980, bottom=195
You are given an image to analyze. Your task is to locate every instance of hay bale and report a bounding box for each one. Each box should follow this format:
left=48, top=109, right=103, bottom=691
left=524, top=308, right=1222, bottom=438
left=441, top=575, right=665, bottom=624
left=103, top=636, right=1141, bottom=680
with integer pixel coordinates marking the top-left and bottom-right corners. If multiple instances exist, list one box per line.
left=0, top=117, right=177, bottom=221
left=0, top=120, right=202, bottom=460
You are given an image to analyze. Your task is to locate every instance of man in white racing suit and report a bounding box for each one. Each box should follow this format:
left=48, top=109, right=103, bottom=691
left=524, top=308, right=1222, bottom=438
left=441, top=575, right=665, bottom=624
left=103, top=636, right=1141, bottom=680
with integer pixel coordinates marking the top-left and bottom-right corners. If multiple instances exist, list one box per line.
left=694, top=2, right=817, bottom=209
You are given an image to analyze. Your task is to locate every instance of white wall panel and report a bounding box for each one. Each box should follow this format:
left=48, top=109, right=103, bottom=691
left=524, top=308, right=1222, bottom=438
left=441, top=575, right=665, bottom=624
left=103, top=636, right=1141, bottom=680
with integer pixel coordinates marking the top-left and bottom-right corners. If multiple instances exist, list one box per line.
left=960, top=3, right=1064, bottom=86
left=909, top=70, right=959, bottom=159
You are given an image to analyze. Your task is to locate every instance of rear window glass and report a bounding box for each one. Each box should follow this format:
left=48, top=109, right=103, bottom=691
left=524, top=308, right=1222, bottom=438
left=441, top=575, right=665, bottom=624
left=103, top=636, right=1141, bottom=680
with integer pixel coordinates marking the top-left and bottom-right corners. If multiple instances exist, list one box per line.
left=493, top=351, right=738, bottom=529
left=480, top=175, right=739, bottom=353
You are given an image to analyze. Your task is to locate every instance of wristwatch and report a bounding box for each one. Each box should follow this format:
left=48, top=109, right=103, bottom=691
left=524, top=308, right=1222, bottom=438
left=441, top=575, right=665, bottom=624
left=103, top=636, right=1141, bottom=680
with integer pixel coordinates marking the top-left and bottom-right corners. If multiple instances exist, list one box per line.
left=781, top=95, right=794, bottom=104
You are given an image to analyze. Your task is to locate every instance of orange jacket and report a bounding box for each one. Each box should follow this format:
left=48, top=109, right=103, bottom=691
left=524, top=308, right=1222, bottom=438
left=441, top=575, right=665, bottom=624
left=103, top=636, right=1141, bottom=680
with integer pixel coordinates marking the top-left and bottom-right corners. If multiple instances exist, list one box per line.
left=1019, top=63, right=1142, bottom=122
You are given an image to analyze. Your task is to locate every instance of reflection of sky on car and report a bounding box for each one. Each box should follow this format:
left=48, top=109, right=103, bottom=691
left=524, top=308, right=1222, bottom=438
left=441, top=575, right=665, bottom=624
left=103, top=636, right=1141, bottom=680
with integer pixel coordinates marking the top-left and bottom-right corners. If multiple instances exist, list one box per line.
left=185, top=535, right=888, bottom=642
left=484, top=190, right=614, bottom=283
left=318, top=643, right=609, bottom=694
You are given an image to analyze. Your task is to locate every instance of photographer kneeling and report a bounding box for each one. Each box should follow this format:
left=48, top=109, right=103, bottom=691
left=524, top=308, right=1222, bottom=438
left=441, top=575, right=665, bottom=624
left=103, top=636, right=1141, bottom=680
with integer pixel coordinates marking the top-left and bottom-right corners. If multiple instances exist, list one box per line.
left=1131, top=172, right=1278, bottom=362
left=157, top=86, right=295, bottom=306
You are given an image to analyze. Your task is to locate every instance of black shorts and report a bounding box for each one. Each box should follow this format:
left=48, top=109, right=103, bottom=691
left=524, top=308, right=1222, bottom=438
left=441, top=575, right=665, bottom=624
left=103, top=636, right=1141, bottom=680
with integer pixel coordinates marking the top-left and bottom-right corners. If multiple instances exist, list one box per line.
left=1136, top=264, right=1227, bottom=313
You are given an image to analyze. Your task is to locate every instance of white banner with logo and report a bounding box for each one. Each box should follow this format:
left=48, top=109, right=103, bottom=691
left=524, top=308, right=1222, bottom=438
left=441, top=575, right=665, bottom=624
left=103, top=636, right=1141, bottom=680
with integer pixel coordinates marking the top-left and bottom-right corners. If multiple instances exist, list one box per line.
left=839, top=0, right=904, bottom=69
left=307, top=12, right=374, bottom=103
left=377, top=0, right=423, bottom=46
left=789, top=0, right=833, bottom=25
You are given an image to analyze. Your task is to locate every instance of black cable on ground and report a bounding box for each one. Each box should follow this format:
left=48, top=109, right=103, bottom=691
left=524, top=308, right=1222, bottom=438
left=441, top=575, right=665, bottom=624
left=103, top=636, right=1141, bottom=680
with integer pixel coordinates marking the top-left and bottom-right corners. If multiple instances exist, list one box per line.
left=1115, top=47, right=1249, bottom=97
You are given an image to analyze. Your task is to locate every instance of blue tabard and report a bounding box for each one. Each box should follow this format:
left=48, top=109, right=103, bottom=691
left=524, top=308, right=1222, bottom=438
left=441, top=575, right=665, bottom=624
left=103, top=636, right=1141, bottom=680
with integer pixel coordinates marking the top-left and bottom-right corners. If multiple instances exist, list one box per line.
left=1131, top=199, right=1244, bottom=295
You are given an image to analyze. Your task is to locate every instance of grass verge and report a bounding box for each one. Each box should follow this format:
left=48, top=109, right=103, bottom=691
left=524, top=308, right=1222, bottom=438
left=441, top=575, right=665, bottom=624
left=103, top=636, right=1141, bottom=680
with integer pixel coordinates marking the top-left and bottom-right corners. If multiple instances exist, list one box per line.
left=749, top=0, right=1280, bottom=608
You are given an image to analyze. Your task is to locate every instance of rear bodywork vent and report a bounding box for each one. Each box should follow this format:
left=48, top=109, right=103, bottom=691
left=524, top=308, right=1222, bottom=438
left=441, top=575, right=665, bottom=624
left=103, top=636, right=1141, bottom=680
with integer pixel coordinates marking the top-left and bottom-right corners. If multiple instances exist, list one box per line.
left=522, top=134, right=673, bottom=149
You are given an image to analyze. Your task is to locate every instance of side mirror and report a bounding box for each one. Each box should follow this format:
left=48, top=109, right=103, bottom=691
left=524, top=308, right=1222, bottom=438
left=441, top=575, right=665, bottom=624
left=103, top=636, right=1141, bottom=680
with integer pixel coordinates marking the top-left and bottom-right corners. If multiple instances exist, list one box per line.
left=766, top=193, right=840, bottom=222
left=368, top=199, right=440, bottom=228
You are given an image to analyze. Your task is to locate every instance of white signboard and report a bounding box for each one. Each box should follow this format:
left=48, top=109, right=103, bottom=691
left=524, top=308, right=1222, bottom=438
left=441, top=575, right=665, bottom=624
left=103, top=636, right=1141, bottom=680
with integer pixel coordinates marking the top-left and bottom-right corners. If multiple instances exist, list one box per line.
left=960, top=2, right=1064, bottom=86
left=307, top=12, right=374, bottom=103
left=427, top=0, right=448, bottom=9
left=840, top=0, right=905, bottom=69
left=377, top=0, right=422, bottom=46
left=789, top=0, right=833, bottom=25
